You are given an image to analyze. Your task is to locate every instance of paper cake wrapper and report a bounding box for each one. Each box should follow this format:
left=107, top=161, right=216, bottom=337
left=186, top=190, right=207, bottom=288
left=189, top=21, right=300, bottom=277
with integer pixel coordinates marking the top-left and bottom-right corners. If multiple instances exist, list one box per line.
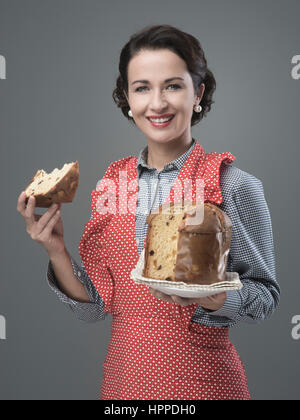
left=130, top=249, right=243, bottom=298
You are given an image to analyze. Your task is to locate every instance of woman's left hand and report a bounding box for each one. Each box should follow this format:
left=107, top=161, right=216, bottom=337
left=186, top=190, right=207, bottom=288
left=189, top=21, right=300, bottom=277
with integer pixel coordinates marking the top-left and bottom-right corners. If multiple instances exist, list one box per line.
left=148, top=287, right=227, bottom=311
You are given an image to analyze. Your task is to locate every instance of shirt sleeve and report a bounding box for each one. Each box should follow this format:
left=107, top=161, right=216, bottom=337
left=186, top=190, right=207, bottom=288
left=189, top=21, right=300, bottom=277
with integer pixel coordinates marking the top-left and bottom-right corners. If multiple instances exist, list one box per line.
left=192, top=167, right=280, bottom=328
left=46, top=211, right=106, bottom=323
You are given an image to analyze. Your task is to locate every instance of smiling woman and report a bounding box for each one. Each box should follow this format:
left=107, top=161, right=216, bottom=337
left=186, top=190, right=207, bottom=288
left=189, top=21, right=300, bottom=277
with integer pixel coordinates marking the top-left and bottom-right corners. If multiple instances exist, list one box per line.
left=36, top=23, right=279, bottom=401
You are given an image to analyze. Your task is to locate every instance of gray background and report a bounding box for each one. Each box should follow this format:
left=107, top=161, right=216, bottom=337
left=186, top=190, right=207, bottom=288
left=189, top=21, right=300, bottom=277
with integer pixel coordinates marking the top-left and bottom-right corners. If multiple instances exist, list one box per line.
left=0, top=0, right=299, bottom=400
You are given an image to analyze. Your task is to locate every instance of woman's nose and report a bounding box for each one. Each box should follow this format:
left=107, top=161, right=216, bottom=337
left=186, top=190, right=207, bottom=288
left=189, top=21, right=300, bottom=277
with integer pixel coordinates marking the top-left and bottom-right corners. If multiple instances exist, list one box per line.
left=149, top=90, right=168, bottom=110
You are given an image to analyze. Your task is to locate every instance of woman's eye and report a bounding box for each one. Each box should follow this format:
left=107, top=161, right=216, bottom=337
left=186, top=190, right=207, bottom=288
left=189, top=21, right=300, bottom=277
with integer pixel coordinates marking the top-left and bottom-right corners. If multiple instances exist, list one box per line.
left=135, top=84, right=181, bottom=92
left=135, top=86, right=148, bottom=92
left=167, top=84, right=181, bottom=90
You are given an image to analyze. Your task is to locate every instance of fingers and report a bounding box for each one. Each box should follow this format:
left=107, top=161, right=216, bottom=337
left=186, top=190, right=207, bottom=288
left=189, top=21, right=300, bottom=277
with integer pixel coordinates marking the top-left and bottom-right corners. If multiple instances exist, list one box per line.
left=16, top=192, right=36, bottom=231
left=213, top=292, right=227, bottom=300
left=148, top=288, right=194, bottom=306
left=16, top=191, right=28, bottom=216
left=148, top=286, right=225, bottom=308
left=24, top=195, right=36, bottom=223
left=17, top=191, right=62, bottom=238
left=40, top=206, right=61, bottom=238
left=148, top=288, right=174, bottom=304
left=36, top=202, right=61, bottom=231
left=196, top=292, right=227, bottom=311
left=31, top=202, right=61, bottom=240
left=170, top=295, right=195, bottom=306
left=200, top=292, right=226, bottom=303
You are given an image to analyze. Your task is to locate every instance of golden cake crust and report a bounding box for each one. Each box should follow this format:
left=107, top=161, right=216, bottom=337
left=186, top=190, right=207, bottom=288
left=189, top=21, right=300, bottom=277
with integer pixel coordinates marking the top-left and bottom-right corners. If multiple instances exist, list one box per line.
left=24, top=161, right=79, bottom=208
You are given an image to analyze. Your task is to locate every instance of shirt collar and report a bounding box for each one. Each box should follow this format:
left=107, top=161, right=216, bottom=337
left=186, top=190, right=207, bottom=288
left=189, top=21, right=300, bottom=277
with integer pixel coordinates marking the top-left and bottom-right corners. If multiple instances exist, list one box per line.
left=137, top=138, right=196, bottom=176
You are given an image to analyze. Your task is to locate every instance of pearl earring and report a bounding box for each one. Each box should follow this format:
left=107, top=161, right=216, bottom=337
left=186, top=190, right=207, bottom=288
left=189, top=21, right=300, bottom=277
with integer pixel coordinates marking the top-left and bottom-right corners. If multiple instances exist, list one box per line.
left=194, top=104, right=202, bottom=113
left=128, top=110, right=133, bottom=117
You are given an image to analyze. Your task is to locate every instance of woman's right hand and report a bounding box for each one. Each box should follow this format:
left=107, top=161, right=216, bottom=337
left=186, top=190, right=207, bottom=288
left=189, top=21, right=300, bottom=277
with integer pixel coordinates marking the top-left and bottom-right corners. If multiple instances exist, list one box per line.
left=17, top=191, right=66, bottom=257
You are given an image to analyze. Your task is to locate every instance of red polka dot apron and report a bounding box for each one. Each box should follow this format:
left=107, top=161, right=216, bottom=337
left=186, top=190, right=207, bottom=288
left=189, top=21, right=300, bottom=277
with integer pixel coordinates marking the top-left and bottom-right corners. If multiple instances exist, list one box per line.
left=79, top=141, right=251, bottom=400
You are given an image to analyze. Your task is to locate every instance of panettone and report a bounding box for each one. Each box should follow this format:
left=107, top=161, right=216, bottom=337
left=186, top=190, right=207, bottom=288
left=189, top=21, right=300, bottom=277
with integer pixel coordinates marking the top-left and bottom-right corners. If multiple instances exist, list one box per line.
left=24, top=161, right=79, bottom=208
left=143, top=201, right=232, bottom=285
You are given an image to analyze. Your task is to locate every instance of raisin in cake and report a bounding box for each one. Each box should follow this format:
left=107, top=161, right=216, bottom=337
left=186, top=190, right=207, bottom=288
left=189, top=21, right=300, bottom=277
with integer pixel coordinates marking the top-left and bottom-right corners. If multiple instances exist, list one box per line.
left=24, top=161, right=79, bottom=208
left=143, top=201, right=233, bottom=285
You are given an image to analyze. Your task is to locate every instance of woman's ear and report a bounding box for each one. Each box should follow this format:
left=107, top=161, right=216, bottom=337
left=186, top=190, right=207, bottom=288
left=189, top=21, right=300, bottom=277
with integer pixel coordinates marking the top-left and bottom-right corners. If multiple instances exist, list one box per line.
left=198, top=83, right=205, bottom=102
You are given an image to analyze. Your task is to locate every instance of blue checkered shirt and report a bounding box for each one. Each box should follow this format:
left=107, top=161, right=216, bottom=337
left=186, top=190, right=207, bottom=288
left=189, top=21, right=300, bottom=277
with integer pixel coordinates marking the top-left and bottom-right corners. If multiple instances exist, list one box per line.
left=47, top=139, right=280, bottom=327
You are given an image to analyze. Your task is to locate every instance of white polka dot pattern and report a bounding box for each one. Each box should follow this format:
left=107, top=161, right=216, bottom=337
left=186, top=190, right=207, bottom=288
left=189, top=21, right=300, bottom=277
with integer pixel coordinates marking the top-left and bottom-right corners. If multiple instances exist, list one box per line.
left=76, top=140, right=251, bottom=399
left=46, top=139, right=280, bottom=399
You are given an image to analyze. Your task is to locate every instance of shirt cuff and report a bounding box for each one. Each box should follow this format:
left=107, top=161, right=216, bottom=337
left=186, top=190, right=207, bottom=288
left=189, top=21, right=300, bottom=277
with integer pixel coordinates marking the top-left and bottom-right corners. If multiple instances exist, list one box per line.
left=46, top=257, right=106, bottom=322
left=47, top=256, right=91, bottom=305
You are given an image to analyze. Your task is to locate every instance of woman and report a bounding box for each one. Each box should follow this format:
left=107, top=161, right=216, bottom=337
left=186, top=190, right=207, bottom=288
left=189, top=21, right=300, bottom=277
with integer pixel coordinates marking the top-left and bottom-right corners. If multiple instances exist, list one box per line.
left=17, top=24, right=280, bottom=400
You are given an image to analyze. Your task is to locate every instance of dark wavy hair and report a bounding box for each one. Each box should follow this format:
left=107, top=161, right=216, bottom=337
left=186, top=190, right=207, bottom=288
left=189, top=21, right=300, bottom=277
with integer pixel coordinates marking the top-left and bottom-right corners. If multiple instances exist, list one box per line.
left=112, top=24, right=216, bottom=126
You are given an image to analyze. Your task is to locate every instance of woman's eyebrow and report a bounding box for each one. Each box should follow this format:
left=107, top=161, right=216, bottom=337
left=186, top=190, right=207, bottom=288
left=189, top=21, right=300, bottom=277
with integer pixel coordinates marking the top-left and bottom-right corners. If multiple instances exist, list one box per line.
left=131, top=77, right=184, bottom=85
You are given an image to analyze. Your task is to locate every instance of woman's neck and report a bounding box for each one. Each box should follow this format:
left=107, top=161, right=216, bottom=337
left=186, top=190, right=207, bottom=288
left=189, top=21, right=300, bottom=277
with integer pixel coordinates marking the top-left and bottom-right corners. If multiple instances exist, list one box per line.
left=146, top=137, right=194, bottom=172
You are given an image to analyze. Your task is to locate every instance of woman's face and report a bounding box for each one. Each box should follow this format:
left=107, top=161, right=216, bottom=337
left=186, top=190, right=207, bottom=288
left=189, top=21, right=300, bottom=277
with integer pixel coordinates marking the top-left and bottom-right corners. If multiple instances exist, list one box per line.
left=124, top=48, right=205, bottom=145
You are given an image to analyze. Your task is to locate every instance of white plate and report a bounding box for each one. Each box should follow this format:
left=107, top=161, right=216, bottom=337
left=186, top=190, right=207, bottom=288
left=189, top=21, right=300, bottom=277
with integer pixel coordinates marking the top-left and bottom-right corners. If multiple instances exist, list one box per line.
left=130, top=249, right=243, bottom=298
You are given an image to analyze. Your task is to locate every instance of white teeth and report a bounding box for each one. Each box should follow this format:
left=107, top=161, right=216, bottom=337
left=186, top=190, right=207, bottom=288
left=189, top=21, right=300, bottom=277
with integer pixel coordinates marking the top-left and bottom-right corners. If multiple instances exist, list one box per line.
left=149, top=116, right=173, bottom=123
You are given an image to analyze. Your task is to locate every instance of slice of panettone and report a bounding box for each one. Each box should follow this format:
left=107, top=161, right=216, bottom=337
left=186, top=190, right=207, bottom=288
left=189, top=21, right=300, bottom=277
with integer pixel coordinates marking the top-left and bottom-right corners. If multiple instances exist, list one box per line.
left=24, top=161, right=79, bottom=208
